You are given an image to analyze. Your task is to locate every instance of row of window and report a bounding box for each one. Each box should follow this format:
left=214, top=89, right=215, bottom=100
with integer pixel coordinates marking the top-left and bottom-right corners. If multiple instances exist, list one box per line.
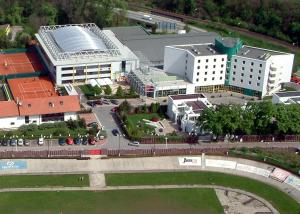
left=232, top=65, right=262, bottom=74
left=233, top=59, right=263, bottom=67
left=61, top=70, right=111, bottom=77
left=232, top=78, right=261, bottom=86
left=197, top=64, right=225, bottom=70
left=232, top=72, right=261, bottom=80
left=197, top=58, right=225, bottom=63
left=196, top=77, right=223, bottom=82
left=61, top=64, right=111, bottom=71
left=196, top=70, right=224, bottom=76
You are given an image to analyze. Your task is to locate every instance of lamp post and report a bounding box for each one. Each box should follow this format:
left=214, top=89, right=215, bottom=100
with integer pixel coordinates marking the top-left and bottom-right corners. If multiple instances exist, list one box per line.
left=165, top=137, right=168, bottom=149
left=118, top=133, right=121, bottom=157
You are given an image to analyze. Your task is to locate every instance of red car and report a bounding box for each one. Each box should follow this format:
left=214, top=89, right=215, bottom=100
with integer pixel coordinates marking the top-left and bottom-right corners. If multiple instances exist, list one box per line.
left=66, top=137, right=74, bottom=145
left=111, top=107, right=118, bottom=113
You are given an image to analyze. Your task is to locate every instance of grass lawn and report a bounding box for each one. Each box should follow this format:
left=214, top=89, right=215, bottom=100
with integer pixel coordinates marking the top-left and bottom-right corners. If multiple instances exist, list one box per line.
left=0, top=174, right=89, bottom=188
left=127, top=113, right=160, bottom=125
left=105, top=171, right=300, bottom=214
left=0, top=189, right=223, bottom=214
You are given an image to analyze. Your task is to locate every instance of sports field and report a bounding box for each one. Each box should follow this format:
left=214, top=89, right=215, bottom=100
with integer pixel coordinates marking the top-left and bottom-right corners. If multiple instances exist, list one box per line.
left=7, top=76, right=58, bottom=100
left=0, top=189, right=223, bottom=214
left=0, top=51, right=44, bottom=75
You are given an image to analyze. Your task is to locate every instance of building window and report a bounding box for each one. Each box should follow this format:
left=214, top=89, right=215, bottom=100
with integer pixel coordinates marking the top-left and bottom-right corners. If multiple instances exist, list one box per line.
left=205, top=72, right=207, bottom=75
left=241, top=79, right=243, bottom=83
left=241, top=73, right=244, bottom=76
left=258, top=76, right=261, bottom=80
left=212, top=77, right=215, bottom=80
left=250, top=68, right=253, bottom=72
left=259, top=70, right=262, bottom=74
left=220, top=77, right=223, bottom=80
left=234, top=59, right=237, bottom=62
left=25, top=116, right=29, bottom=124
left=212, top=71, right=215, bottom=74
left=220, top=71, right=223, bottom=74
left=205, top=65, right=208, bottom=69
left=213, top=65, right=216, bottom=68
left=206, top=59, right=209, bottom=62
left=250, top=75, right=252, bottom=78
left=232, top=77, right=235, bottom=81
left=204, top=78, right=207, bottom=81
left=251, top=62, right=254, bottom=66
left=33, top=120, right=37, bottom=123
left=214, top=58, right=216, bottom=62
left=196, top=78, right=199, bottom=82
left=260, top=64, right=262, bottom=67
left=243, top=61, right=245, bottom=64
left=222, top=58, right=225, bottom=61
left=221, top=64, right=224, bottom=68
left=197, top=66, right=200, bottom=69
left=197, top=72, right=199, bottom=75
left=233, top=71, right=236, bottom=75
left=233, top=65, right=236, bottom=69
left=10, top=122, right=15, bottom=125
left=249, top=81, right=252, bottom=85
left=185, top=60, right=187, bottom=64
left=257, top=83, right=260, bottom=86
left=242, top=67, right=245, bottom=70
left=198, top=60, right=201, bottom=63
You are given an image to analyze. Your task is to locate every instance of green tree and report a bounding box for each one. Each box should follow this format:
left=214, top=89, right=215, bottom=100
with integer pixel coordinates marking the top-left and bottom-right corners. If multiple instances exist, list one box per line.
left=38, top=2, right=57, bottom=25
left=6, top=3, right=23, bottom=25
left=129, top=87, right=135, bottom=96
left=93, top=86, right=102, bottom=95
left=116, top=86, right=124, bottom=97
left=118, top=100, right=132, bottom=114
left=104, top=85, right=112, bottom=95
left=183, top=0, right=196, bottom=15
left=15, top=32, right=32, bottom=47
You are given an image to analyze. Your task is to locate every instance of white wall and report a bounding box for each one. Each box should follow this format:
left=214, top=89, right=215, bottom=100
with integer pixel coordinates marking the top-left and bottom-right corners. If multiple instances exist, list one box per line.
left=164, top=46, right=188, bottom=78
left=0, top=116, right=25, bottom=129
left=64, top=112, right=78, bottom=121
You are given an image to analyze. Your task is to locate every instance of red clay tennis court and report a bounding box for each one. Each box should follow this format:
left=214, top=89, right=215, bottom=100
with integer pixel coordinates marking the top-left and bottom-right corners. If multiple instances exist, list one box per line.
left=0, top=51, right=44, bottom=75
left=8, top=76, right=58, bottom=100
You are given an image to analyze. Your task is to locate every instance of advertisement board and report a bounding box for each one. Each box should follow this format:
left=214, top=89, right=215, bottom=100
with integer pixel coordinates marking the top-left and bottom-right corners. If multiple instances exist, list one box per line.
left=270, top=168, right=290, bottom=182
left=0, top=160, right=27, bottom=170
left=205, top=159, right=237, bottom=169
left=284, top=175, right=300, bottom=191
left=236, top=163, right=271, bottom=177
left=178, top=157, right=201, bottom=166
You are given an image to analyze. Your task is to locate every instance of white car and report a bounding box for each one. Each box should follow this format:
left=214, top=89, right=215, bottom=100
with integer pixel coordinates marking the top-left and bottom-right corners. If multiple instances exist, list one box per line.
left=17, top=139, right=24, bottom=146
left=38, top=138, right=44, bottom=146
left=128, top=141, right=140, bottom=147
left=142, top=14, right=152, bottom=21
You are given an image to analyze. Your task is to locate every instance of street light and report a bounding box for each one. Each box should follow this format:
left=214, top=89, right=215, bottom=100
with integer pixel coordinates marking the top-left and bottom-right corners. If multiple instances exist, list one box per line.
left=165, top=137, right=168, bottom=149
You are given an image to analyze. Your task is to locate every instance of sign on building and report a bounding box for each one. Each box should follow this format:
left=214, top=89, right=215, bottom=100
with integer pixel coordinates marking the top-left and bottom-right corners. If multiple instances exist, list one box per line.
left=178, top=157, right=201, bottom=166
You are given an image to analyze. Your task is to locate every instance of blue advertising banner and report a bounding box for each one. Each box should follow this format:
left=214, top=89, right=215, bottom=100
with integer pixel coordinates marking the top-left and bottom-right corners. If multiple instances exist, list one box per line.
left=0, top=160, right=27, bottom=170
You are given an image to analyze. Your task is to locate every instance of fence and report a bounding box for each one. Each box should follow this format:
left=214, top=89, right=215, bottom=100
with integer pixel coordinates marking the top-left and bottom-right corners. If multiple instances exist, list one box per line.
left=0, top=150, right=91, bottom=159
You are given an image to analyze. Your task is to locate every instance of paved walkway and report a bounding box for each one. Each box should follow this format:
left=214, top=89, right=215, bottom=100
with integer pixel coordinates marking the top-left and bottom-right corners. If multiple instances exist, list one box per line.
left=0, top=184, right=279, bottom=214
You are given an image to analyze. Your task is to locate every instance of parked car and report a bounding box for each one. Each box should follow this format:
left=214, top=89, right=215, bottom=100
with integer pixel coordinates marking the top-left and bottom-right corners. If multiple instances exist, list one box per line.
left=37, top=138, right=44, bottom=146
left=58, top=138, right=66, bottom=146
left=17, top=139, right=24, bottom=146
left=111, top=107, right=118, bottom=113
left=66, top=137, right=74, bottom=145
left=24, top=139, right=30, bottom=146
left=95, top=100, right=103, bottom=105
left=10, top=139, right=17, bottom=146
left=74, top=137, right=82, bottom=145
left=111, top=99, right=119, bottom=105
left=82, top=137, right=88, bottom=145
left=128, top=141, right=140, bottom=147
left=112, top=129, right=120, bottom=136
left=87, top=122, right=99, bottom=129
left=88, top=137, right=96, bottom=145
left=102, top=99, right=110, bottom=105
left=2, top=139, right=8, bottom=146
left=87, top=101, right=96, bottom=107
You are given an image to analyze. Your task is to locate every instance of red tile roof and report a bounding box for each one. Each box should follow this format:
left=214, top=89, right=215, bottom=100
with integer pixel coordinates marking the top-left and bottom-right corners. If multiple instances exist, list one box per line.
left=18, top=95, right=80, bottom=116
left=0, top=101, right=19, bottom=117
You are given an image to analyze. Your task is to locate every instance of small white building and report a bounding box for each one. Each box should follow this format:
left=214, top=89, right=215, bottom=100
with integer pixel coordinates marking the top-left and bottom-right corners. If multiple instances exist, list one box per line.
left=272, top=91, right=300, bottom=104
left=0, top=96, right=80, bottom=129
left=35, top=23, right=139, bottom=85
left=167, top=94, right=212, bottom=133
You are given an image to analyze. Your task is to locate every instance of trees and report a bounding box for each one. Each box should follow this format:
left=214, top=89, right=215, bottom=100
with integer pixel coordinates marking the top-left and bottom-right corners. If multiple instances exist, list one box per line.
left=104, top=85, right=112, bottom=95
left=116, top=86, right=124, bottom=98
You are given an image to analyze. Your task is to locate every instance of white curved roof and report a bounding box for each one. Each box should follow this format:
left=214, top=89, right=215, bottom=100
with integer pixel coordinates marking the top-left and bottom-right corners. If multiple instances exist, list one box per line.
left=50, top=26, right=108, bottom=52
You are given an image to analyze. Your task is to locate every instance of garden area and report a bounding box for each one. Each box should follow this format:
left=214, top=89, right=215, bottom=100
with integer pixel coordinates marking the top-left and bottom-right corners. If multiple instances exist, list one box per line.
left=79, top=84, right=139, bottom=100
left=0, top=119, right=99, bottom=140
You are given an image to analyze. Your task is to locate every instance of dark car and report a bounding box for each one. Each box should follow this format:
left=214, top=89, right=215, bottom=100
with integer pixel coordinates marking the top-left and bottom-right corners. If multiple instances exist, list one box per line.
left=111, top=99, right=119, bottom=105
left=87, top=101, right=96, bottom=107
left=10, top=139, right=17, bottom=146
left=87, top=122, right=99, bottom=129
left=82, top=137, right=88, bottom=145
left=58, top=138, right=66, bottom=146
left=95, top=100, right=103, bottom=105
left=102, top=100, right=110, bottom=105
left=2, top=139, right=8, bottom=146
left=88, top=137, right=96, bottom=145
left=74, top=137, right=82, bottom=145
left=112, top=129, right=120, bottom=136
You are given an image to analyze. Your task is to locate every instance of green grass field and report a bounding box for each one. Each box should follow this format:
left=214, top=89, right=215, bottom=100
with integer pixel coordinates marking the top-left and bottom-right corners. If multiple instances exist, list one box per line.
left=0, top=174, right=89, bottom=188
left=0, top=189, right=223, bottom=214
left=127, top=113, right=160, bottom=125
left=106, top=171, right=300, bottom=214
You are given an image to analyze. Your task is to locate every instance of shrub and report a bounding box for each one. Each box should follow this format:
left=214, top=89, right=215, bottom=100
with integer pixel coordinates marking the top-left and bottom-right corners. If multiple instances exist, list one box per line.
left=19, top=124, right=38, bottom=132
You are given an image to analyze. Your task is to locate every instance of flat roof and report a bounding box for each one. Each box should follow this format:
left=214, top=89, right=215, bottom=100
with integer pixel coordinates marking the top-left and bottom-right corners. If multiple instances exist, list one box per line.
left=186, top=100, right=208, bottom=113
left=290, top=97, right=300, bottom=103
left=109, top=26, right=218, bottom=65
left=107, top=26, right=149, bottom=40
left=275, top=91, right=300, bottom=98
left=8, top=76, right=58, bottom=100
left=0, top=50, right=44, bottom=75
left=237, top=45, right=288, bottom=61
left=173, top=44, right=222, bottom=56
left=170, top=94, right=205, bottom=100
